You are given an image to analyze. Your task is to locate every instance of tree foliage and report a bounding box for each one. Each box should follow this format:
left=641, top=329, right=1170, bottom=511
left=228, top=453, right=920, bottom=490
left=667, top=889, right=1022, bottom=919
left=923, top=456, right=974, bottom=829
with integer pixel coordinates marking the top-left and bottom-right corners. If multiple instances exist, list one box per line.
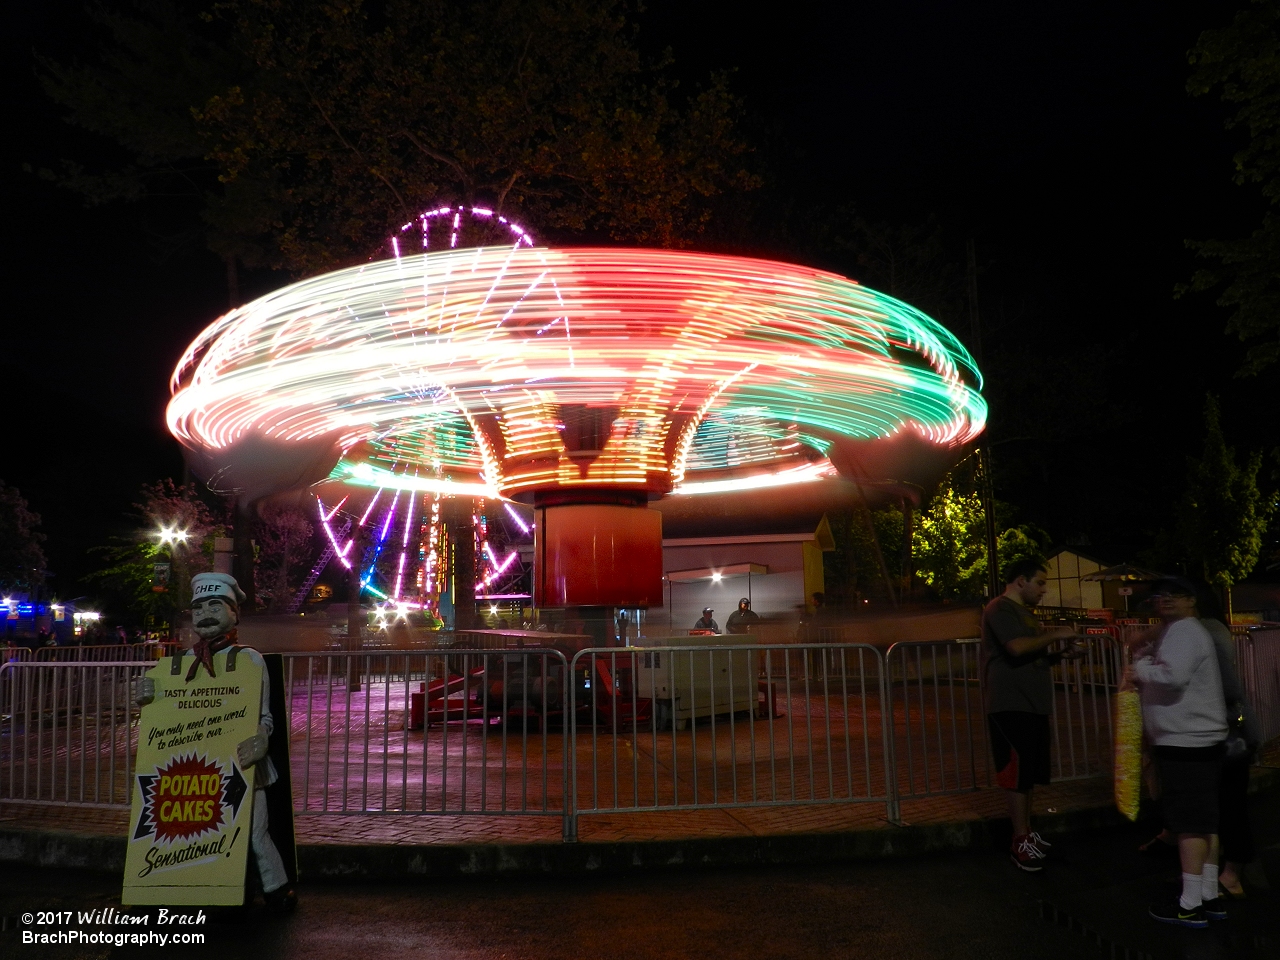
left=89, top=480, right=225, bottom=629
left=912, top=478, right=988, bottom=600
left=0, top=481, right=47, bottom=594
left=254, top=501, right=314, bottom=612
left=1180, top=395, right=1275, bottom=593
left=35, top=1, right=249, bottom=276
left=824, top=212, right=966, bottom=331
left=1186, top=0, right=1280, bottom=373
left=823, top=466, right=1048, bottom=608
left=40, top=0, right=756, bottom=279
left=912, top=471, right=1047, bottom=602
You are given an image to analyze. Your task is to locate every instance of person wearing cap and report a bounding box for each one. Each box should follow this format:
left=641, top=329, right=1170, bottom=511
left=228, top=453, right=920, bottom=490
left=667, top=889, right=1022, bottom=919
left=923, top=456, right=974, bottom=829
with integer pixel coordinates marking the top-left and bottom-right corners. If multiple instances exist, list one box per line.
left=725, top=598, right=760, bottom=635
left=1125, top=576, right=1229, bottom=928
left=136, top=572, right=298, bottom=913
left=693, top=607, right=719, bottom=633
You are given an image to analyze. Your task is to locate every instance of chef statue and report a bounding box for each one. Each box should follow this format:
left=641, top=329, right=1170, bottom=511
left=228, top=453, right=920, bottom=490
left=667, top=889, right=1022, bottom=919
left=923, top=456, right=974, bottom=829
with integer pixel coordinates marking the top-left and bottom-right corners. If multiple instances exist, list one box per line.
left=136, top=572, right=298, bottom=912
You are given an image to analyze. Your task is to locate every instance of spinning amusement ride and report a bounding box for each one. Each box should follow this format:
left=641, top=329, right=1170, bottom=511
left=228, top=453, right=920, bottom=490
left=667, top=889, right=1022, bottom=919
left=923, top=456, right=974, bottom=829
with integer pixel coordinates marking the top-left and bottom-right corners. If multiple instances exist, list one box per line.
left=167, top=208, right=986, bottom=621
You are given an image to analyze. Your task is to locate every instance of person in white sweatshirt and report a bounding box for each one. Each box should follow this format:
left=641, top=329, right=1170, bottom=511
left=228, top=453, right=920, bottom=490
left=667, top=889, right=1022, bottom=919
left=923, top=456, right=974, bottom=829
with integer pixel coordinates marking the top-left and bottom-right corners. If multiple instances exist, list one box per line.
left=1126, top=576, right=1228, bottom=928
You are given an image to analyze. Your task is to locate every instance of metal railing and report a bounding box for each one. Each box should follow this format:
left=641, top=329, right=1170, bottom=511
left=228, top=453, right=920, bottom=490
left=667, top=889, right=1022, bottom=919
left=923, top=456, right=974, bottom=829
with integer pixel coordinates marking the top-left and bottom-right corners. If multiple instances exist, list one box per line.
left=3, top=631, right=1275, bottom=840
left=883, top=639, right=988, bottom=819
left=881, top=634, right=1128, bottom=818
left=1046, top=634, right=1126, bottom=781
left=564, top=644, right=891, bottom=839
left=280, top=649, right=570, bottom=827
left=1234, top=627, right=1280, bottom=744
left=32, top=643, right=175, bottom=663
left=0, top=661, right=149, bottom=806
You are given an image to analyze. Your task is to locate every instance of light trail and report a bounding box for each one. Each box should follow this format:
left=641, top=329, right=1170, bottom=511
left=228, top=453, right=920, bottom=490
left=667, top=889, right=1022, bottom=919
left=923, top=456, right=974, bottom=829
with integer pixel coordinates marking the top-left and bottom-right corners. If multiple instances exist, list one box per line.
left=169, top=248, right=986, bottom=502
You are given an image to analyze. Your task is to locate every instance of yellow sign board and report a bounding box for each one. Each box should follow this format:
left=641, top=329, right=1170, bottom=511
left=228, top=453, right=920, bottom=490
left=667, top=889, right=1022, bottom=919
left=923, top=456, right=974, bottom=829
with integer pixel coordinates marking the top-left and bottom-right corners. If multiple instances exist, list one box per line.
left=123, top=648, right=261, bottom=905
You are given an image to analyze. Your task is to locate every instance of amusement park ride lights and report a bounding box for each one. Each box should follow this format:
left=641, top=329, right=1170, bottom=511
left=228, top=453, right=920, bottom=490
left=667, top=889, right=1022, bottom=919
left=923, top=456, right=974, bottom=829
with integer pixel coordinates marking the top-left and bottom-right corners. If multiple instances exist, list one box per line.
left=167, top=220, right=986, bottom=614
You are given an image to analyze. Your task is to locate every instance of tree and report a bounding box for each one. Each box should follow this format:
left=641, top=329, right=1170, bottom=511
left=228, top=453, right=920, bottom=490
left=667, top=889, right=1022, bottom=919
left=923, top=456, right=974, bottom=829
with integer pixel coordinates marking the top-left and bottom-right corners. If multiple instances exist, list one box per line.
left=826, top=213, right=967, bottom=329
left=912, top=478, right=988, bottom=600
left=89, top=480, right=225, bottom=631
left=911, top=470, right=1047, bottom=603
left=1180, top=395, right=1275, bottom=617
left=35, top=0, right=257, bottom=300
left=0, top=481, right=47, bottom=595
left=1186, top=1, right=1280, bottom=374
left=823, top=499, right=903, bottom=608
left=40, top=0, right=756, bottom=284
left=254, top=501, right=315, bottom=613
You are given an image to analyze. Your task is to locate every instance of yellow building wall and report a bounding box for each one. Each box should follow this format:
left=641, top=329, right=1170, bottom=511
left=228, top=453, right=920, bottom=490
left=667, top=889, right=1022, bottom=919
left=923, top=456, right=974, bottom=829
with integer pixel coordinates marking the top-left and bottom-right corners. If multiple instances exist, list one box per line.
left=1043, top=551, right=1104, bottom=609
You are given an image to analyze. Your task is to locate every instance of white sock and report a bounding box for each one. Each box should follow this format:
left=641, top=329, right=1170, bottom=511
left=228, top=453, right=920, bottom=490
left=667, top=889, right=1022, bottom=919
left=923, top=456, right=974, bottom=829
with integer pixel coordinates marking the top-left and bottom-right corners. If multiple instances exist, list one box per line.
left=1201, top=862, right=1219, bottom=901
left=1180, top=872, right=1203, bottom=910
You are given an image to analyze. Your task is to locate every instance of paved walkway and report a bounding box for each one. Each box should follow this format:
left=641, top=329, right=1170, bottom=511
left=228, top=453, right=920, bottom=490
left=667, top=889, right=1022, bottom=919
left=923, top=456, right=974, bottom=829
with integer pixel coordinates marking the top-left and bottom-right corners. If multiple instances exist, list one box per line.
left=0, top=772, right=1116, bottom=845
left=4, top=760, right=1278, bottom=884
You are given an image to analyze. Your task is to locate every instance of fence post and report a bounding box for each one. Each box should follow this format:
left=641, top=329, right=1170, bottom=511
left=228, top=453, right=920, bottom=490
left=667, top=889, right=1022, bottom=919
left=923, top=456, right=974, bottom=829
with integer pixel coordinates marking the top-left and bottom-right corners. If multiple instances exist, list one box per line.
left=881, top=645, right=903, bottom=824
left=563, top=649, right=581, bottom=842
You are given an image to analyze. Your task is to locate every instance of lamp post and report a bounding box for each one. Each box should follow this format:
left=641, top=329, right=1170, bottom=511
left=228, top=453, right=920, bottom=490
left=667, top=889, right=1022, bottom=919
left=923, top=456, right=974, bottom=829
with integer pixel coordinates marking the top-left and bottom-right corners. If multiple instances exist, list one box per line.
left=154, top=526, right=190, bottom=640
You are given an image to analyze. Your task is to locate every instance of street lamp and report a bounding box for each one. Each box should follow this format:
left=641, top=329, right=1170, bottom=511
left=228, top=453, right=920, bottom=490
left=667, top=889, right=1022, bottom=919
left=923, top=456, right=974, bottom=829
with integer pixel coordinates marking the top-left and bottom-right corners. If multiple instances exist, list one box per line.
left=152, top=526, right=191, bottom=640
left=156, top=526, right=189, bottom=547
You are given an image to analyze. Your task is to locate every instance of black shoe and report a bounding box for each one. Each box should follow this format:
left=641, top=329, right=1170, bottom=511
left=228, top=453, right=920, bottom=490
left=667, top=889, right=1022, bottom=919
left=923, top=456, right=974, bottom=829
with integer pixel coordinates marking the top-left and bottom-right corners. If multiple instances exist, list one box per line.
left=1149, top=901, right=1207, bottom=928
left=263, top=885, right=298, bottom=914
left=1201, top=897, right=1228, bottom=919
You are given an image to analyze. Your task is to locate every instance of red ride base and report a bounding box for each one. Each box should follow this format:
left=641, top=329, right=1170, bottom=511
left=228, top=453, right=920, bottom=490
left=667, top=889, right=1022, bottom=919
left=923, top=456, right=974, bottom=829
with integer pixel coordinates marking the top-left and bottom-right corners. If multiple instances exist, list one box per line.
left=533, top=497, right=663, bottom=608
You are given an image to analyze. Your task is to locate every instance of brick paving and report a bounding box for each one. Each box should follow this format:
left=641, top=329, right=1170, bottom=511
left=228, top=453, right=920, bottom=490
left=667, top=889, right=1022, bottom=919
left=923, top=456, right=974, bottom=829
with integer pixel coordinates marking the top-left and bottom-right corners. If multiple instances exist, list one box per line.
left=0, top=776, right=1115, bottom=846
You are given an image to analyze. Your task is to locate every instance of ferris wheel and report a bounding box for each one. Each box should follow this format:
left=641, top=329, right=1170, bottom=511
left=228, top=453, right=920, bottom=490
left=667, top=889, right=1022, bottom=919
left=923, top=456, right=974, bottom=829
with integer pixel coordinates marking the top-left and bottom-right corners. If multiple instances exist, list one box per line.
left=306, top=205, right=539, bottom=619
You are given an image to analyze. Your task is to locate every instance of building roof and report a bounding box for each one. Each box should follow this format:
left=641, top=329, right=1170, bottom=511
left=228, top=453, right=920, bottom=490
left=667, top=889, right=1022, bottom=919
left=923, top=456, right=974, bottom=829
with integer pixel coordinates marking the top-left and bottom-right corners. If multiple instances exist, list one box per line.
left=656, top=483, right=843, bottom=549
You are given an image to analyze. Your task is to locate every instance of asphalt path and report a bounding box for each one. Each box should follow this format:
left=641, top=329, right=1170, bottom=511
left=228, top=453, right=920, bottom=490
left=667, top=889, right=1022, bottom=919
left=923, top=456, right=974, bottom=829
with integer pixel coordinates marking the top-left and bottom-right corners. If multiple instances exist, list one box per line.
left=3, top=792, right=1277, bottom=960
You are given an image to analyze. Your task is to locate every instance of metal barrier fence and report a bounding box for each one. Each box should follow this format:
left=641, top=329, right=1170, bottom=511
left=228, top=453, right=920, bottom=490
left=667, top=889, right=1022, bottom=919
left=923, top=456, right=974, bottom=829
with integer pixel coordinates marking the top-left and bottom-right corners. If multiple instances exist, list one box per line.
left=32, top=643, right=176, bottom=663
left=280, top=650, right=569, bottom=826
left=1235, top=627, right=1280, bottom=744
left=1, top=632, right=1273, bottom=838
left=1047, top=635, right=1126, bottom=780
left=564, top=644, right=891, bottom=839
left=0, top=661, right=149, bottom=805
left=883, top=639, right=988, bottom=817
left=882, top=635, right=1127, bottom=819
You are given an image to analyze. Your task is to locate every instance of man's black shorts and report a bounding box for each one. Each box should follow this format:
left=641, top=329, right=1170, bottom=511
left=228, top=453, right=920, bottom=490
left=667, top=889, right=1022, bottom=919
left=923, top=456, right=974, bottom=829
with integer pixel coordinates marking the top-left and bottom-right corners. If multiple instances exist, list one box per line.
left=1154, top=743, right=1224, bottom=834
left=987, top=711, right=1051, bottom=792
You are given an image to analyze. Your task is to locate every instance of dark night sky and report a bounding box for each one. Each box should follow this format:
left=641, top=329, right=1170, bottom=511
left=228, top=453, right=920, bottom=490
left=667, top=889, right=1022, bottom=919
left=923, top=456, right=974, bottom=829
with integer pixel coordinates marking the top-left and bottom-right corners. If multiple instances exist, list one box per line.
left=3, top=1, right=1272, bottom=603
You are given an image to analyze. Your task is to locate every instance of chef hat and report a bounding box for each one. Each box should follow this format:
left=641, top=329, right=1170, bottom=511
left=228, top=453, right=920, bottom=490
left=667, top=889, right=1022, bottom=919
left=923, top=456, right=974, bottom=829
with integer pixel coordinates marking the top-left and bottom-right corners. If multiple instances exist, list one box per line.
left=191, top=572, right=247, bottom=606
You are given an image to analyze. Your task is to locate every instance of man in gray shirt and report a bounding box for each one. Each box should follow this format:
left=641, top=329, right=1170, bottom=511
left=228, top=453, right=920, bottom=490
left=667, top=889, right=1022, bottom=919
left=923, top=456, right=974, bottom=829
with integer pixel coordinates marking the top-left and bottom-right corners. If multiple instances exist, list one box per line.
left=1128, top=576, right=1228, bottom=928
left=981, top=558, right=1083, bottom=872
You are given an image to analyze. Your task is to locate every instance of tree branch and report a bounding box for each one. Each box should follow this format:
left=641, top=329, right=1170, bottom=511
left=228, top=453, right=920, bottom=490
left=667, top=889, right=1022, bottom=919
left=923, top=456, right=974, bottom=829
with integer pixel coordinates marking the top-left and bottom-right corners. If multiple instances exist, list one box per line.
left=299, top=78, right=409, bottom=215
left=401, top=129, right=472, bottom=194
left=495, top=169, right=522, bottom=208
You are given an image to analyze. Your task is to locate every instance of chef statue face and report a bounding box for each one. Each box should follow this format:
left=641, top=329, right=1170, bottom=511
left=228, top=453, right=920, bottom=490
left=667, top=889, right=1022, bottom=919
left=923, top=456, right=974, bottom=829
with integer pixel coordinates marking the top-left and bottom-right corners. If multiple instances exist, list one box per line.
left=191, top=595, right=238, bottom=641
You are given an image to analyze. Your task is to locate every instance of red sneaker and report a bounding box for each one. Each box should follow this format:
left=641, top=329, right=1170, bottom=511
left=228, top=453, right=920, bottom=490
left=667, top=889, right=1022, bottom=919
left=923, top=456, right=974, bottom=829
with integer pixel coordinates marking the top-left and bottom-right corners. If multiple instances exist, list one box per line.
left=1010, top=834, right=1045, bottom=872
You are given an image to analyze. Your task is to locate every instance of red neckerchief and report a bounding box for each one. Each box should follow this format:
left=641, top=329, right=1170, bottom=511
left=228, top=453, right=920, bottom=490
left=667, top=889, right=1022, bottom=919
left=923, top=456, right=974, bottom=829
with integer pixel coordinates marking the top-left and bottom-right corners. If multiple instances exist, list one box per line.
left=186, top=629, right=237, bottom=682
